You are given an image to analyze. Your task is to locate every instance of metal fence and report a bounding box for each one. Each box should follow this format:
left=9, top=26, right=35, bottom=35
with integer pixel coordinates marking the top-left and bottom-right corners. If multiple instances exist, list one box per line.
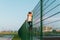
left=43, top=0, right=60, bottom=35
left=33, top=0, right=60, bottom=40
left=18, top=21, right=29, bottom=40
left=18, top=20, right=33, bottom=40
left=18, top=0, right=60, bottom=40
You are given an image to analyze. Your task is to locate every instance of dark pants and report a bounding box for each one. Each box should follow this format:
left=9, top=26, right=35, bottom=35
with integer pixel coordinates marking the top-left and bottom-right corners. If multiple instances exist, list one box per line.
left=28, top=21, right=32, bottom=30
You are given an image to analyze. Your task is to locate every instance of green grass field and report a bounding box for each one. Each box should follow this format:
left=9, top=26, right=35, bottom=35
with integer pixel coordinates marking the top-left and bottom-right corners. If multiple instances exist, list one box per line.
left=12, top=34, right=21, bottom=40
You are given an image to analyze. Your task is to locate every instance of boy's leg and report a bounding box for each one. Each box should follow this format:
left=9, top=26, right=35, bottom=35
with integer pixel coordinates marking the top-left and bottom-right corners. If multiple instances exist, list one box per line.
left=28, top=21, right=32, bottom=31
left=28, top=22, right=30, bottom=31
left=30, top=21, right=32, bottom=30
left=28, top=22, right=30, bottom=26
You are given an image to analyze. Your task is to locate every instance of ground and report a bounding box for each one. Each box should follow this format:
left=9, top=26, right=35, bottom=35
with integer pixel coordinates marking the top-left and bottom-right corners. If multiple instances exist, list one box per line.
left=12, top=34, right=21, bottom=40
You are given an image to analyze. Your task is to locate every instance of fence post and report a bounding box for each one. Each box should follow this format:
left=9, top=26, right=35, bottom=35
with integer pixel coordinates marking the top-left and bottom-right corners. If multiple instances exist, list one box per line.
left=40, top=0, right=43, bottom=40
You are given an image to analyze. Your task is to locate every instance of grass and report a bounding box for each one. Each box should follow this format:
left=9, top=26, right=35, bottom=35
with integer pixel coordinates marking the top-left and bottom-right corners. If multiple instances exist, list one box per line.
left=12, top=34, right=21, bottom=40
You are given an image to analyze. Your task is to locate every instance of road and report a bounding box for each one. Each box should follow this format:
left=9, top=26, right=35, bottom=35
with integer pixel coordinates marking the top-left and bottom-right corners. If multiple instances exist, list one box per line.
left=0, top=35, right=14, bottom=40
left=0, top=37, right=12, bottom=40
left=43, top=36, right=60, bottom=40
left=32, top=36, right=60, bottom=40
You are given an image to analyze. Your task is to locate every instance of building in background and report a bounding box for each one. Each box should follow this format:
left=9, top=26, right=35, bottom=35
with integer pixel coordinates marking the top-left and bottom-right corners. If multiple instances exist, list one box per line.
left=43, top=26, right=52, bottom=32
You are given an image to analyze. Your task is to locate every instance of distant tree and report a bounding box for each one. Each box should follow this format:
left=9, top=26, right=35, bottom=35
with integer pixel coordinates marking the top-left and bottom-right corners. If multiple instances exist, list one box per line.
left=52, top=29, right=56, bottom=33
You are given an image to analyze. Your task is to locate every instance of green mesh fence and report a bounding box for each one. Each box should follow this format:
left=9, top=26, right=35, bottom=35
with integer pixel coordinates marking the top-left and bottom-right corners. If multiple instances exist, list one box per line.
left=18, top=21, right=33, bottom=40
left=18, top=0, right=60, bottom=40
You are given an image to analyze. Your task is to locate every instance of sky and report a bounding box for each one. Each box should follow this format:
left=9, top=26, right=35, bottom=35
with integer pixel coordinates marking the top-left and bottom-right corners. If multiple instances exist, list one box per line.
left=0, top=0, right=39, bottom=31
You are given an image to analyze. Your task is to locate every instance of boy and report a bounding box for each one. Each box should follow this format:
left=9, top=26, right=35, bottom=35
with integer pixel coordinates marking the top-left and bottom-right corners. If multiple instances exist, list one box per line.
left=27, top=12, right=33, bottom=30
